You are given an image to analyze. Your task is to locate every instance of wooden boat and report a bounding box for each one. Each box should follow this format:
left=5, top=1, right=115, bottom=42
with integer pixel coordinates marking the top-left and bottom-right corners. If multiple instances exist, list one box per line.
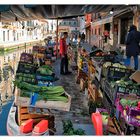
left=7, top=103, right=55, bottom=136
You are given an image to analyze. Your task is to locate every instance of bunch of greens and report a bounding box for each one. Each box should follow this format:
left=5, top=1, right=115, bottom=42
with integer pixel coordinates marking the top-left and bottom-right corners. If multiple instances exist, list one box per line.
left=63, top=120, right=85, bottom=135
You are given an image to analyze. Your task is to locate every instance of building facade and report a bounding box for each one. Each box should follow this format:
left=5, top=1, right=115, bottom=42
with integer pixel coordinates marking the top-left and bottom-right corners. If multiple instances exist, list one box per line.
left=0, top=20, right=49, bottom=44
left=88, top=6, right=140, bottom=51
left=58, top=18, right=80, bottom=38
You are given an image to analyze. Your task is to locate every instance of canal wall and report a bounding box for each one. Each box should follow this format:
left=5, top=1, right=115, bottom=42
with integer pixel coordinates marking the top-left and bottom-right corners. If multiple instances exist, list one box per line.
left=0, top=39, right=44, bottom=52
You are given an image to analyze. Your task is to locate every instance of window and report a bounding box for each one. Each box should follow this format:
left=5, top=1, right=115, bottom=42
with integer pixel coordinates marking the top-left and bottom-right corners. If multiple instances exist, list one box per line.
left=98, top=28, right=100, bottom=35
left=95, top=29, right=97, bottom=35
left=22, top=31, right=24, bottom=36
left=69, top=22, right=71, bottom=25
left=7, top=30, right=9, bottom=41
left=3, top=31, right=5, bottom=41
left=63, top=22, right=66, bottom=25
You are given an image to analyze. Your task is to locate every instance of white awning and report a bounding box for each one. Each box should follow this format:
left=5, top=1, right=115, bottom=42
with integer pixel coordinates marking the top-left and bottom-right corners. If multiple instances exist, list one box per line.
left=92, top=16, right=113, bottom=27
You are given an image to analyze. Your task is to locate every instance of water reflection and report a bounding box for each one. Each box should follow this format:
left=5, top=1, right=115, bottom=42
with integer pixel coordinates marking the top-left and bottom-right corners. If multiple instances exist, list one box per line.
left=0, top=46, right=33, bottom=112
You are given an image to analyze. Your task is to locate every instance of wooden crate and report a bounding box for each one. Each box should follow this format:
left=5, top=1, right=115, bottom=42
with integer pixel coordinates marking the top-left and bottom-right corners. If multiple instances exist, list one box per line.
left=37, top=53, right=45, bottom=59
left=106, top=117, right=122, bottom=135
left=15, top=89, right=71, bottom=112
left=88, top=83, right=98, bottom=102
left=80, top=78, right=88, bottom=91
left=18, top=106, right=55, bottom=135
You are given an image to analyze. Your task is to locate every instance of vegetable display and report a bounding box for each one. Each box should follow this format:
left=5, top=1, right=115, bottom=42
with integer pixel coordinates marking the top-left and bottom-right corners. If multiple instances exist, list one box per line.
left=63, top=120, right=85, bottom=135
left=120, top=99, right=138, bottom=107
left=14, top=80, right=69, bottom=102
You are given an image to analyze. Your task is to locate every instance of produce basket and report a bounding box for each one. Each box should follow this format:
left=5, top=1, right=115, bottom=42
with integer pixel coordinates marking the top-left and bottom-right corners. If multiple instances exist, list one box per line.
left=15, top=88, right=71, bottom=112
left=20, top=53, right=33, bottom=64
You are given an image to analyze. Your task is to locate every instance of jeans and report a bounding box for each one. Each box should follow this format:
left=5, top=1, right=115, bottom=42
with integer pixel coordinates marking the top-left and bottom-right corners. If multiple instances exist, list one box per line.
left=60, top=54, right=68, bottom=73
left=125, top=56, right=139, bottom=70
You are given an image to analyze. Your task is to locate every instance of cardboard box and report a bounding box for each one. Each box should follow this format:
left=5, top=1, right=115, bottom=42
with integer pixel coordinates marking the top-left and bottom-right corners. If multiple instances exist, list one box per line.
left=129, top=70, right=140, bottom=83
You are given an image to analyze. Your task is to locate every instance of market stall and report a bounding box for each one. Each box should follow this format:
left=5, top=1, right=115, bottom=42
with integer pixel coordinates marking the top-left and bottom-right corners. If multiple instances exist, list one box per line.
left=76, top=43, right=140, bottom=135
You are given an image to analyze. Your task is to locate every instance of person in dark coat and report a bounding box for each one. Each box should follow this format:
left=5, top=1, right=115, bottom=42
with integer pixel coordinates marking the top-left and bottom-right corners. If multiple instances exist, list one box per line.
left=125, top=25, right=140, bottom=70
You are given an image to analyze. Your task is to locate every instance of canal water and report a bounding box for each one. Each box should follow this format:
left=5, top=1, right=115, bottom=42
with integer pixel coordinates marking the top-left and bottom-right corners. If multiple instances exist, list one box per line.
left=0, top=46, right=33, bottom=135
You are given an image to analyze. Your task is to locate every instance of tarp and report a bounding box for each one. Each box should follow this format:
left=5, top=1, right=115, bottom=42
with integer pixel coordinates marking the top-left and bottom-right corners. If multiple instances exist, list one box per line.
left=0, top=5, right=130, bottom=22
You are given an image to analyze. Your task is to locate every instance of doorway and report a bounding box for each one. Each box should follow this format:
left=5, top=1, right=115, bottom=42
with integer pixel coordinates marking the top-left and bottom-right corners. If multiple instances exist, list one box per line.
left=120, top=18, right=133, bottom=44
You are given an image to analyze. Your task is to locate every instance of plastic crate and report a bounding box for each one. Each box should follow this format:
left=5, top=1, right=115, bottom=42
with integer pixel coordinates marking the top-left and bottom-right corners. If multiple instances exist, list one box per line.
left=116, top=85, right=140, bottom=97
left=103, top=80, right=117, bottom=101
left=17, top=62, right=37, bottom=74
left=102, top=92, right=114, bottom=114
left=33, top=46, right=39, bottom=53
left=16, top=73, right=37, bottom=84
left=20, top=53, right=33, bottom=64
left=36, top=75, right=55, bottom=82
left=107, top=66, right=134, bottom=81
left=128, top=108, right=140, bottom=127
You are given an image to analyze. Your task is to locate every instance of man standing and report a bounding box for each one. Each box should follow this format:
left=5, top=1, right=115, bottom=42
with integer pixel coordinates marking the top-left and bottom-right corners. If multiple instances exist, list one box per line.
left=125, top=25, right=140, bottom=70
left=59, top=32, right=71, bottom=75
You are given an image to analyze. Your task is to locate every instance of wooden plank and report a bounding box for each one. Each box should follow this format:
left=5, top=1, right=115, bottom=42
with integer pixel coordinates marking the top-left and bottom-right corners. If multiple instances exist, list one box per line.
left=20, top=114, right=47, bottom=120
left=20, top=108, right=28, bottom=114
left=18, top=106, right=21, bottom=125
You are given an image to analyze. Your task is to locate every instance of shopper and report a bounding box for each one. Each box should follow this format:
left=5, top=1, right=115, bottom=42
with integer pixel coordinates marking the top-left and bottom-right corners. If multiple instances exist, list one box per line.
left=125, top=25, right=140, bottom=70
left=81, top=32, right=85, bottom=43
left=59, top=32, right=71, bottom=75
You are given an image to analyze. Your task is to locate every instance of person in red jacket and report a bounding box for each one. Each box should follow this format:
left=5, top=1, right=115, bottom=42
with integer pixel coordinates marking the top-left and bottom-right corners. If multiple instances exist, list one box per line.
left=60, top=32, right=71, bottom=75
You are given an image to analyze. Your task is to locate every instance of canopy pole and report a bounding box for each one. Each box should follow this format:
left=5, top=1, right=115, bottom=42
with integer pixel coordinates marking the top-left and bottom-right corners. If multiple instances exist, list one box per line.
left=56, top=18, right=59, bottom=59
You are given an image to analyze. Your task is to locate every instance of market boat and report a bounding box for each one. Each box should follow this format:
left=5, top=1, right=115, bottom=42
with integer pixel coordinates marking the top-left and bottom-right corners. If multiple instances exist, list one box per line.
left=7, top=103, right=55, bottom=136
left=7, top=45, right=71, bottom=136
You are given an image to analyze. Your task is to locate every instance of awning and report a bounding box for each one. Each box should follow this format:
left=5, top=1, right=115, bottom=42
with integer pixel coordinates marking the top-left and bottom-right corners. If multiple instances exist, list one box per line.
left=91, top=7, right=132, bottom=27
left=0, top=5, right=131, bottom=22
